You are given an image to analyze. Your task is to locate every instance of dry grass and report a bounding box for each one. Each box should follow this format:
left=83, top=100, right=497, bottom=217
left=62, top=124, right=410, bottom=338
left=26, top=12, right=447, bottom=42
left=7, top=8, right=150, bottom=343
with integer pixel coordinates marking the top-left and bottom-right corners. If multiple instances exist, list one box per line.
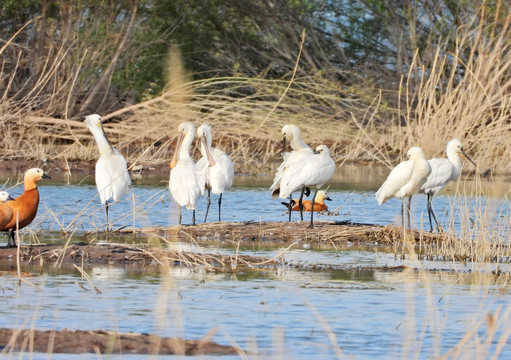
left=359, top=8, right=511, bottom=173
left=419, top=195, right=511, bottom=267
left=5, top=74, right=385, bottom=175
left=398, top=268, right=511, bottom=360
left=5, top=39, right=511, bottom=175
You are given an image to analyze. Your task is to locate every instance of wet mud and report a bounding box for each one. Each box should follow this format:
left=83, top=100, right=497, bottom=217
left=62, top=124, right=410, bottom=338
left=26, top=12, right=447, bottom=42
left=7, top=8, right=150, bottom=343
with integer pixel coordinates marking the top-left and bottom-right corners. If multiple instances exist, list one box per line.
left=0, top=328, right=240, bottom=356
left=137, top=220, right=450, bottom=247
left=0, top=221, right=452, bottom=271
left=0, top=242, right=276, bottom=272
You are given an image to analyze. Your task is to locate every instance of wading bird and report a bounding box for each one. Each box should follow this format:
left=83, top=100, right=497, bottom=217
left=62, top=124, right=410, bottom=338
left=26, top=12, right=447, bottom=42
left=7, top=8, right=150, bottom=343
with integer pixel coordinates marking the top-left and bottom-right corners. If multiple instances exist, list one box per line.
left=420, top=138, right=478, bottom=232
left=195, top=123, right=234, bottom=222
left=376, top=147, right=431, bottom=229
left=1, top=168, right=50, bottom=247
left=0, top=191, right=14, bottom=203
left=281, top=190, right=332, bottom=212
left=278, top=144, right=336, bottom=228
left=169, top=122, right=200, bottom=225
left=270, top=124, right=313, bottom=221
left=84, top=114, right=131, bottom=230
left=0, top=192, right=14, bottom=244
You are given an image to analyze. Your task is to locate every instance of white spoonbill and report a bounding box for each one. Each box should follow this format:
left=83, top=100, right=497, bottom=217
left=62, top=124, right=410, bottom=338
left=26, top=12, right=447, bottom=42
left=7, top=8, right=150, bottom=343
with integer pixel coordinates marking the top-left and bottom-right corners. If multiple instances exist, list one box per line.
left=270, top=124, right=313, bottom=221
left=0, top=191, right=14, bottom=247
left=420, top=138, right=478, bottom=232
left=195, top=123, right=234, bottom=222
left=0, top=191, right=14, bottom=203
left=169, top=122, right=200, bottom=225
left=278, top=144, right=336, bottom=228
left=84, top=114, right=131, bottom=230
left=376, top=146, right=431, bottom=229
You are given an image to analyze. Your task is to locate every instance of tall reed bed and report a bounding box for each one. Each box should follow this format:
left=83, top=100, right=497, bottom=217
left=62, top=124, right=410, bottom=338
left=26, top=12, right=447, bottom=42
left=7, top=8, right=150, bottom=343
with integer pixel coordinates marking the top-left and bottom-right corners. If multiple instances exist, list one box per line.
left=419, top=194, right=511, bottom=267
left=398, top=269, right=511, bottom=359
left=11, top=74, right=386, bottom=174
left=371, top=7, right=511, bottom=173
left=2, top=4, right=511, bottom=176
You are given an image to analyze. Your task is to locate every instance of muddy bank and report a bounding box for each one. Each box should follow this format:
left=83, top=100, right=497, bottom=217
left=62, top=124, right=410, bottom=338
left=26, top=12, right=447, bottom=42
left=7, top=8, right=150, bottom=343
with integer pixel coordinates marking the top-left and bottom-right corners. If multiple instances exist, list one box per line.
left=0, top=242, right=276, bottom=272
left=0, top=328, right=240, bottom=356
left=0, top=221, right=452, bottom=269
left=135, top=221, right=451, bottom=247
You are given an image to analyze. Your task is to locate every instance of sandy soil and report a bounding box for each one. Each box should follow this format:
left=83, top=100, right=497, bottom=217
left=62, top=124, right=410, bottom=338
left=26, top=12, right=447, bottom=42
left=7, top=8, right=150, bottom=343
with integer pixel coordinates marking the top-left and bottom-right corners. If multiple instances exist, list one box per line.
left=0, top=328, right=240, bottom=355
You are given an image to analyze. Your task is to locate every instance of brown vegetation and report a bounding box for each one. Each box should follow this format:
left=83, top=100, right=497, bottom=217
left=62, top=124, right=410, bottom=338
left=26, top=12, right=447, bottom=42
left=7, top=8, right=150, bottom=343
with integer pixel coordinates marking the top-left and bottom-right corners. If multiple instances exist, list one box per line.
left=1, top=2, right=511, bottom=177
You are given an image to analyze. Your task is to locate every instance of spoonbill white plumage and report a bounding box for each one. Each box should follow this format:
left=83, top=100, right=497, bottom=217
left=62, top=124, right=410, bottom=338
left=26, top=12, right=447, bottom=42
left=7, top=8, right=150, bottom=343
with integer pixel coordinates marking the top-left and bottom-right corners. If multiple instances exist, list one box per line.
left=195, top=123, right=234, bottom=222
left=0, top=191, right=14, bottom=247
left=84, top=114, right=131, bottom=230
left=375, top=146, right=431, bottom=229
left=1, top=168, right=50, bottom=247
left=420, top=138, right=478, bottom=232
left=0, top=192, right=14, bottom=203
left=270, top=124, right=313, bottom=221
left=278, top=144, right=336, bottom=228
left=169, top=122, right=201, bottom=225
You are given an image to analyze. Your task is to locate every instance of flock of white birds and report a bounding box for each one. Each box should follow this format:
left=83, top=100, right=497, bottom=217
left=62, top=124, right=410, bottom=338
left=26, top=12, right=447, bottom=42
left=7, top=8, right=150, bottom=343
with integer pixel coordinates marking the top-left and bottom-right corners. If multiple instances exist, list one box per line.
left=84, top=115, right=478, bottom=232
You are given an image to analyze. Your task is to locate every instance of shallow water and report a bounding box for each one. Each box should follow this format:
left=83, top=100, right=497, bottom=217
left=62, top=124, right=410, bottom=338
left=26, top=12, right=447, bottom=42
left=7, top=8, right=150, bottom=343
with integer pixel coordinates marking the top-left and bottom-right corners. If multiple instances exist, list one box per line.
left=0, top=168, right=510, bottom=359
left=1, top=264, right=510, bottom=359
left=6, top=165, right=509, bottom=237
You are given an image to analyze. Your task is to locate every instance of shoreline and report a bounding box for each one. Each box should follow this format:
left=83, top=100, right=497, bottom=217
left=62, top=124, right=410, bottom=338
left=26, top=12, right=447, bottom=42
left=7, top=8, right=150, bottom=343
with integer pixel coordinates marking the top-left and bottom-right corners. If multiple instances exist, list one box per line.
left=0, top=328, right=240, bottom=356
left=0, top=221, right=455, bottom=271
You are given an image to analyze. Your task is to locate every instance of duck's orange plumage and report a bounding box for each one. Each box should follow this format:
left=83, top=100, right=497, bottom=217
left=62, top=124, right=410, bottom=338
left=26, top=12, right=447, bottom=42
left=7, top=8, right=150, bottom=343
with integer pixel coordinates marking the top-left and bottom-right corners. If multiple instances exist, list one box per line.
left=289, top=200, right=329, bottom=212
left=282, top=190, right=332, bottom=212
left=0, top=204, right=13, bottom=229
left=1, top=168, right=50, bottom=247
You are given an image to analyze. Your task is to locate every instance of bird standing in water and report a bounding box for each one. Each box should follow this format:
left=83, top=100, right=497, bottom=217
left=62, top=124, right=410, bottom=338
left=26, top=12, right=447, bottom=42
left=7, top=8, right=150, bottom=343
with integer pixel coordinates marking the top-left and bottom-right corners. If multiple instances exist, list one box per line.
left=195, top=123, right=234, bottom=222
left=376, top=147, right=431, bottom=229
left=0, top=191, right=14, bottom=246
left=1, top=168, right=50, bottom=247
left=169, top=122, right=201, bottom=225
left=278, top=144, right=336, bottom=228
left=270, top=124, right=313, bottom=221
left=420, top=139, right=478, bottom=232
left=84, top=114, right=131, bottom=230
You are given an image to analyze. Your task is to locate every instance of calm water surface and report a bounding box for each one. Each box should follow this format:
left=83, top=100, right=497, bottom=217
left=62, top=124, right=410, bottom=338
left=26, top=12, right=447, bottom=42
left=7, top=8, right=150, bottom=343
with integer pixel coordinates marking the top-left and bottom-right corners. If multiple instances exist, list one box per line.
left=0, top=166, right=510, bottom=359
left=2, top=264, right=510, bottom=359
left=5, top=164, right=509, bottom=235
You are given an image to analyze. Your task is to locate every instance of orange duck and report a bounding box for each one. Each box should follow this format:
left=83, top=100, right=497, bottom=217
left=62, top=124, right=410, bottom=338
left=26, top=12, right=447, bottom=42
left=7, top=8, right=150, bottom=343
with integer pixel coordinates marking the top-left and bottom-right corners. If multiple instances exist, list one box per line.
left=2, top=168, right=50, bottom=247
left=282, top=190, right=332, bottom=212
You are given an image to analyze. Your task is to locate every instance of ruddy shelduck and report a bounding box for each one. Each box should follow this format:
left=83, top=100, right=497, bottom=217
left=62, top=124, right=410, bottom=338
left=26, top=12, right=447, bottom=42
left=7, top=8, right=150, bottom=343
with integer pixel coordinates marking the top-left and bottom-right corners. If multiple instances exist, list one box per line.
left=420, top=139, right=478, bottom=232
left=84, top=114, right=131, bottom=230
left=1, top=168, right=50, bottom=247
left=282, top=190, right=332, bottom=212
left=195, top=123, right=234, bottom=222
left=169, top=122, right=200, bottom=225
left=376, top=146, right=431, bottom=230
